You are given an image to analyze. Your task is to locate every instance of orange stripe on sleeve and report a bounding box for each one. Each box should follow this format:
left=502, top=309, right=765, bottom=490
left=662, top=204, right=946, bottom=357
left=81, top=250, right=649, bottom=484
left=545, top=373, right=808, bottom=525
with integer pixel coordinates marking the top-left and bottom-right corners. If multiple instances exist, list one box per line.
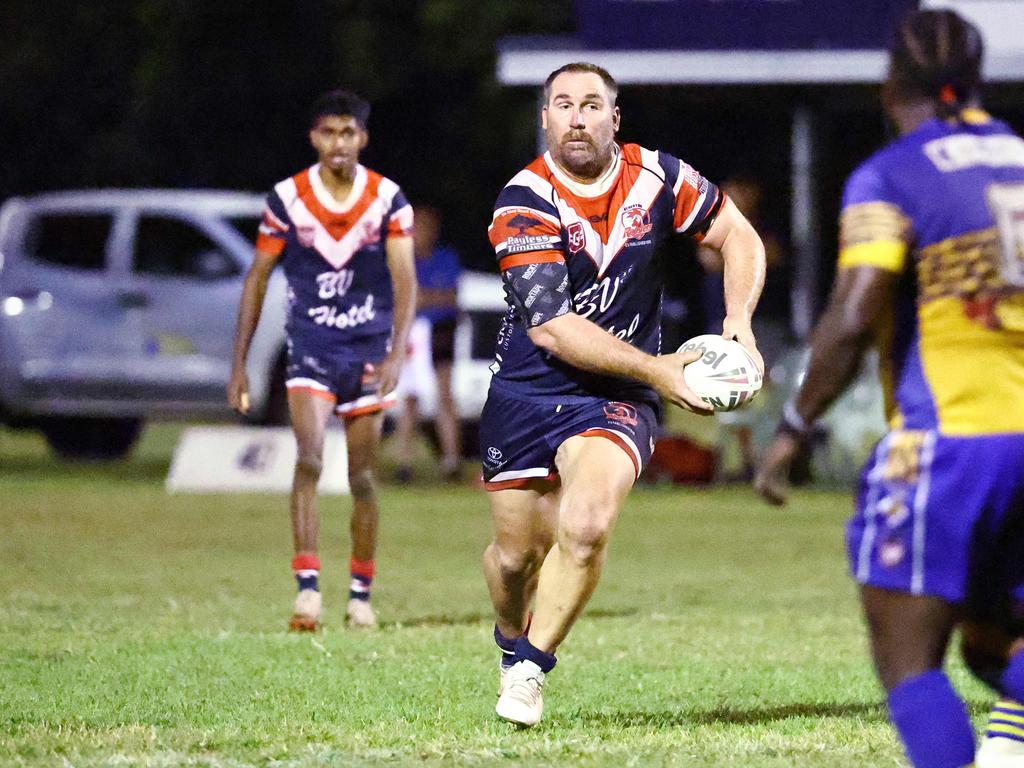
left=498, top=251, right=564, bottom=271
left=255, top=233, right=286, bottom=256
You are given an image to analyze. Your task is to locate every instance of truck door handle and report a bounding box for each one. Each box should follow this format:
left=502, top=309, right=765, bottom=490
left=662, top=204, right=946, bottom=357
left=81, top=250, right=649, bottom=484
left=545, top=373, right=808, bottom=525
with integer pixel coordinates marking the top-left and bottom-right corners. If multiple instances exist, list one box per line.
left=116, top=290, right=149, bottom=309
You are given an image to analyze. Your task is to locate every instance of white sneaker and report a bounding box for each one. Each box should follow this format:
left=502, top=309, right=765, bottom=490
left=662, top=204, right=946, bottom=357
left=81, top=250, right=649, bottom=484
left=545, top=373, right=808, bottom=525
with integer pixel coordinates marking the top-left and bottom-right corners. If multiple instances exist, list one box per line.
left=498, top=660, right=512, bottom=697
left=976, top=735, right=1024, bottom=768
left=289, top=589, right=321, bottom=631
left=346, top=598, right=376, bottom=628
left=495, top=660, right=545, bottom=727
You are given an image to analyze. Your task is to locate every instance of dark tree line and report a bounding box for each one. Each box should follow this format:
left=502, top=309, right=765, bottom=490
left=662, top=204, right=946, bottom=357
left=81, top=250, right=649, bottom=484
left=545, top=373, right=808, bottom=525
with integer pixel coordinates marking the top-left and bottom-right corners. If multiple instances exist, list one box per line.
left=1, top=1, right=573, bottom=267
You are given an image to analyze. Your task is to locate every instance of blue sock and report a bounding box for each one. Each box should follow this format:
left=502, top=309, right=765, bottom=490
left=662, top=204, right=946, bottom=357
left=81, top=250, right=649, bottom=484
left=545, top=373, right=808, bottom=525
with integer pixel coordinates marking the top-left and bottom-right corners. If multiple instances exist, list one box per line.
left=494, top=625, right=518, bottom=670
left=514, top=635, right=557, bottom=673
left=985, top=699, right=1024, bottom=744
left=887, top=670, right=975, bottom=768
left=1000, top=651, right=1024, bottom=702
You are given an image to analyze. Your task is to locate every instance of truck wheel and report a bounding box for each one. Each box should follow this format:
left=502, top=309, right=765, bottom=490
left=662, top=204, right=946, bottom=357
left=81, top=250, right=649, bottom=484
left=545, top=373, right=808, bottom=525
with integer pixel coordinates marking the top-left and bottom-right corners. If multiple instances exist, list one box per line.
left=41, top=417, right=143, bottom=461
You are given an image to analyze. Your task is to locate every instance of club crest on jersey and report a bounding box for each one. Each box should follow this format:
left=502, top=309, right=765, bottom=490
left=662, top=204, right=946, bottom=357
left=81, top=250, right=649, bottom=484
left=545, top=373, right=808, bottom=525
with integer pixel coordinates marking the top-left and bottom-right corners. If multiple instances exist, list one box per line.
left=621, top=206, right=652, bottom=241
left=567, top=221, right=586, bottom=254
left=604, top=401, right=638, bottom=427
left=296, top=225, right=316, bottom=248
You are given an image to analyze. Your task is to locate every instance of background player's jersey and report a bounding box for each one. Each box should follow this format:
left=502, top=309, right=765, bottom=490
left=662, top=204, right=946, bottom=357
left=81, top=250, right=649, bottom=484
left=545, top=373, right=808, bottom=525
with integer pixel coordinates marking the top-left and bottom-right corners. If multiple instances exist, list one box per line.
left=255, top=163, right=413, bottom=360
left=487, top=143, right=722, bottom=405
left=839, top=110, right=1024, bottom=435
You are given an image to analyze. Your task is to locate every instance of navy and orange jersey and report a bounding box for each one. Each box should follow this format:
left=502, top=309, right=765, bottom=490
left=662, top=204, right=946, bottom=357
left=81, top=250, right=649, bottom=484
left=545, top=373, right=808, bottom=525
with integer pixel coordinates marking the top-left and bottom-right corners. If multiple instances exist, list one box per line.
left=487, top=142, right=723, bottom=404
left=839, top=110, right=1024, bottom=435
left=255, top=163, right=413, bottom=360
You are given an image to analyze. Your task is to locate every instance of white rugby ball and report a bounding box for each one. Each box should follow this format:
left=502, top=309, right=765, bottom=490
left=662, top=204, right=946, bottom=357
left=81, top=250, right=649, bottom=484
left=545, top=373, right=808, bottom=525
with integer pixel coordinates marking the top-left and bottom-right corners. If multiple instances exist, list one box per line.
left=678, top=334, right=763, bottom=412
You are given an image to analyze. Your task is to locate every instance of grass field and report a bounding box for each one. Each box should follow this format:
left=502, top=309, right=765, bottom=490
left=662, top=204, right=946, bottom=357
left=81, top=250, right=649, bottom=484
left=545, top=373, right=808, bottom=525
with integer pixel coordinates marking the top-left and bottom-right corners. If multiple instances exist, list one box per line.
left=0, top=424, right=995, bottom=767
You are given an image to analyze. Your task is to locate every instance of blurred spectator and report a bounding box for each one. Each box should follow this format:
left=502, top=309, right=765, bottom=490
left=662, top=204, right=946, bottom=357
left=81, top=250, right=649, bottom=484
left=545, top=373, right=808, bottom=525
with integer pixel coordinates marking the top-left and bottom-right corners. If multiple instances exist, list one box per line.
left=395, top=204, right=464, bottom=482
left=697, top=176, right=789, bottom=480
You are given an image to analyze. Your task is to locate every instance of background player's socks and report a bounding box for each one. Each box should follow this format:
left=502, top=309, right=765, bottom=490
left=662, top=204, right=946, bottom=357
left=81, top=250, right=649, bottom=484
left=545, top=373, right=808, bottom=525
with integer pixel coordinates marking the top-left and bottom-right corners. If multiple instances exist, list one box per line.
left=984, top=698, right=1024, bottom=746
left=1000, top=651, right=1024, bottom=703
left=888, top=670, right=975, bottom=768
left=349, top=557, right=375, bottom=602
left=291, top=552, right=320, bottom=592
left=514, top=635, right=557, bottom=673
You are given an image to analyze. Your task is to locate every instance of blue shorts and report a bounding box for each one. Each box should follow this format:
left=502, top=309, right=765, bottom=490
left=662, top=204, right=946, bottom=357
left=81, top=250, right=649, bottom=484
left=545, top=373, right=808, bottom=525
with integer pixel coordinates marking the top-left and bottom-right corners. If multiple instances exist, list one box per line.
left=846, top=429, right=1024, bottom=623
left=479, top=384, right=658, bottom=491
left=285, top=337, right=396, bottom=418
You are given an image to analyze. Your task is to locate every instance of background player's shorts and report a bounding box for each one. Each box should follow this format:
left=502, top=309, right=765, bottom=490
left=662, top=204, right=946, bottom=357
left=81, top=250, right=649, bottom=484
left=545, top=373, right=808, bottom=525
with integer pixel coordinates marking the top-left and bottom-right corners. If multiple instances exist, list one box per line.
left=285, top=337, right=396, bottom=418
left=479, top=385, right=658, bottom=490
left=394, top=317, right=433, bottom=402
left=430, top=316, right=456, bottom=365
left=847, top=429, right=1024, bottom=620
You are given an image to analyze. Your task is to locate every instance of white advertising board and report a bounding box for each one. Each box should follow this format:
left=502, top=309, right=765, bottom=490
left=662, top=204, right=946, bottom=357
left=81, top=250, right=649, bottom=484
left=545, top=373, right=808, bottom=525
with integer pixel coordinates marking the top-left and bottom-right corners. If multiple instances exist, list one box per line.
left=166, top=427, right=348, bottom=494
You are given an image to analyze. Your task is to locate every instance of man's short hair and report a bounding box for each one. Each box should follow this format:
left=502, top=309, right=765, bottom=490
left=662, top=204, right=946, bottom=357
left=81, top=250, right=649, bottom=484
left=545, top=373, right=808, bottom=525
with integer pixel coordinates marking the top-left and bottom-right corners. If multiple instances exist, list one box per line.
left=889, top=9, right=983, bottom=112
left=310, top=89, right=371, bottom=129
left=543, top=62, right=618, bottom=106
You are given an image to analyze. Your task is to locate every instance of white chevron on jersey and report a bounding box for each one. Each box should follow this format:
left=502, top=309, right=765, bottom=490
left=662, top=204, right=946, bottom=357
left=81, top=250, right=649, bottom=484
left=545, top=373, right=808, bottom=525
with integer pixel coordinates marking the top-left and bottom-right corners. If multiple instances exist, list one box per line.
left=600, top=167, right=664, bottom=267
left=547, top=155, right=666, bottom=276
left=273, top=170, right=401, bottom=270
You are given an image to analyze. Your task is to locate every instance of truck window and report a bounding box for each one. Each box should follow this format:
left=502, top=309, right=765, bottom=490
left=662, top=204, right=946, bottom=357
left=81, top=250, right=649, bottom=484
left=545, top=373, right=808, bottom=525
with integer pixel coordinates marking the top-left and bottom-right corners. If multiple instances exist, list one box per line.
left=135, top=216, right=239, bottom=279
left=24, top=213, right=112, bottom=270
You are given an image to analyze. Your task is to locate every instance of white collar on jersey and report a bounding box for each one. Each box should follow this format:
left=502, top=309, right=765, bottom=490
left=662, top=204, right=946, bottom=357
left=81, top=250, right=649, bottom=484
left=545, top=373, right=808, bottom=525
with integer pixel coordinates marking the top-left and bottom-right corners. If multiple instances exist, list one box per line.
left=308, top=163, right=367, bottom=214
left=543, top=143, right=622, bottom=198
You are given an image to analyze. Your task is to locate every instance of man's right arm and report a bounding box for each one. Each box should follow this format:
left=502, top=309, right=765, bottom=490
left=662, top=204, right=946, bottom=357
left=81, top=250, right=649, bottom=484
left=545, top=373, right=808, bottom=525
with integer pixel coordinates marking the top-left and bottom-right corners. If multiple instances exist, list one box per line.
left=525, top=312, right=709, bottom=413
left=227, top=249, right=279, bottom=414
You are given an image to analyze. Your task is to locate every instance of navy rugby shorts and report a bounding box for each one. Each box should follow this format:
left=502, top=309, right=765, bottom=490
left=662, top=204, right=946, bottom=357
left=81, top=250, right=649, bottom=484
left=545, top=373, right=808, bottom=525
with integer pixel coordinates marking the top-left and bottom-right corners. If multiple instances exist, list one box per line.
left=285, top=336, right=396, bottom=418
left=846, top=429, right=1024, bottom=626
left=479, top=384, right=658, bottom=491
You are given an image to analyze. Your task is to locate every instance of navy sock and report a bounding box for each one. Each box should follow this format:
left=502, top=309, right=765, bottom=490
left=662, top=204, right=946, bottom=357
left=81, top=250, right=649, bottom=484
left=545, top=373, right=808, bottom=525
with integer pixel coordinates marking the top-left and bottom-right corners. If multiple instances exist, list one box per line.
left=887, top=670, right=975, bottom=768
left=1000, top=651, right=1024, bottom=702
left=514, top=635, right=557, bottom=673
left=291, top=553, right=320, bottom=592
left=494, top=625, right=518, bottom=670
left=349, top=558, right=374, bottom=602
left=296, top=572, right=319, bottom=591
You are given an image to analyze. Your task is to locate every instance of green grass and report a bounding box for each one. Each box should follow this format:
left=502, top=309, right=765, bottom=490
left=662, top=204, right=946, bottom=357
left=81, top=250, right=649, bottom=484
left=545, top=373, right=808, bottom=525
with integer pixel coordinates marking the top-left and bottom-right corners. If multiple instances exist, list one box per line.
left=0, top=425, right=995, bottom=767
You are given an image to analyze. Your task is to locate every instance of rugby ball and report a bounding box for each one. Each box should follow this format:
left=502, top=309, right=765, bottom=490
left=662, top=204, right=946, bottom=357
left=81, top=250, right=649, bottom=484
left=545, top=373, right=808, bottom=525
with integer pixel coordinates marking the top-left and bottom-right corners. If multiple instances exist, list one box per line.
left=678, top=334, right=762, bottom=412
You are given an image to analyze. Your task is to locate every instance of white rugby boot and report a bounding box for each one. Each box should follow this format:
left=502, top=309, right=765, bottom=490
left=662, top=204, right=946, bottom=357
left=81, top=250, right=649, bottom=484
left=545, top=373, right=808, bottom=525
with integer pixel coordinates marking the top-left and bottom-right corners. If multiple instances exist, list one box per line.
left=495, top=659, right=545, bottom=727
left=976, top=699, right=1024, bottom=768
left=288, top=589, right=321, bottom=631
left=346, top=598, right=377, bottom=628
left=977, top=736, right=1024, bottom=768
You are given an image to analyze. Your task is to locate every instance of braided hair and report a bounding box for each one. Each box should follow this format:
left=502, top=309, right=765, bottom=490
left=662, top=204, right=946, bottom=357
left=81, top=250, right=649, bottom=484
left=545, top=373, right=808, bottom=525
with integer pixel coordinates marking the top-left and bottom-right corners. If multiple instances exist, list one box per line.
left=889, top=9, right=984, bottom=119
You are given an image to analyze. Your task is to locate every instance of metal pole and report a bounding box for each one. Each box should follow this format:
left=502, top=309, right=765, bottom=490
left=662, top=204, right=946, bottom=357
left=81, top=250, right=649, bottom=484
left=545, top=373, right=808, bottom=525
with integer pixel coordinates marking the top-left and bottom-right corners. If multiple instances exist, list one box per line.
left=790, top=104, right=820, bottom=339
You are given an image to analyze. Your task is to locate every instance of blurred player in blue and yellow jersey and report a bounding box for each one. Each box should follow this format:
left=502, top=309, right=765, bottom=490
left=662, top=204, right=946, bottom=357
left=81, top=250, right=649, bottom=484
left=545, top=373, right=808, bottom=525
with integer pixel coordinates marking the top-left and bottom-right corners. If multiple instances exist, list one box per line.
left=228, top=90, right=416, bottom=632
left=756, top=11, right=1024, bottom=768
left=482, top=63, right=767, bottom=727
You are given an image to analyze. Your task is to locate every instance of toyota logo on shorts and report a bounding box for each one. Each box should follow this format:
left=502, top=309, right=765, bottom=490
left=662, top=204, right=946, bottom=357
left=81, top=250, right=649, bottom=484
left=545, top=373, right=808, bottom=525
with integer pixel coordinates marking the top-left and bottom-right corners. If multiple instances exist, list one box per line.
left=487, top=447, right=503, bottom=461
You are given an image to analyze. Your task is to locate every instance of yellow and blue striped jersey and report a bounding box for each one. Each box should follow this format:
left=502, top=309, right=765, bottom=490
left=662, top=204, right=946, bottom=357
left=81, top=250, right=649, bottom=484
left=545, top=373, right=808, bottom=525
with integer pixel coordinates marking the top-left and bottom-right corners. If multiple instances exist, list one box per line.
left=839, top=110, right=1024, bottom=435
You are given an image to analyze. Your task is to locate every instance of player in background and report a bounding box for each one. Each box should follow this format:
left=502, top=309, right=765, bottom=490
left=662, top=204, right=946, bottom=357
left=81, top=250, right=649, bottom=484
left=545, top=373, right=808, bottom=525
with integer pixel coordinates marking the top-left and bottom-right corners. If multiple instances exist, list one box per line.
left=228, top=89, right=416, bottom=631
left=754, top=11, right=1024, bottom=768
left=483, top=62, right=766, bottom=727
left=394, top=203, right=464, bottom=483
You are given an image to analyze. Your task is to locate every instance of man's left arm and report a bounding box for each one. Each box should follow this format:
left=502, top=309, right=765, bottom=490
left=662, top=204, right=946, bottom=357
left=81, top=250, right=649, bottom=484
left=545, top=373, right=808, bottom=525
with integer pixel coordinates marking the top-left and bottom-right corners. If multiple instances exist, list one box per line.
left=701, top=197, right=767, bottom=370
left=381, top=235, right=416, bottom=395
left=754, top=265, right=898, bottom=505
